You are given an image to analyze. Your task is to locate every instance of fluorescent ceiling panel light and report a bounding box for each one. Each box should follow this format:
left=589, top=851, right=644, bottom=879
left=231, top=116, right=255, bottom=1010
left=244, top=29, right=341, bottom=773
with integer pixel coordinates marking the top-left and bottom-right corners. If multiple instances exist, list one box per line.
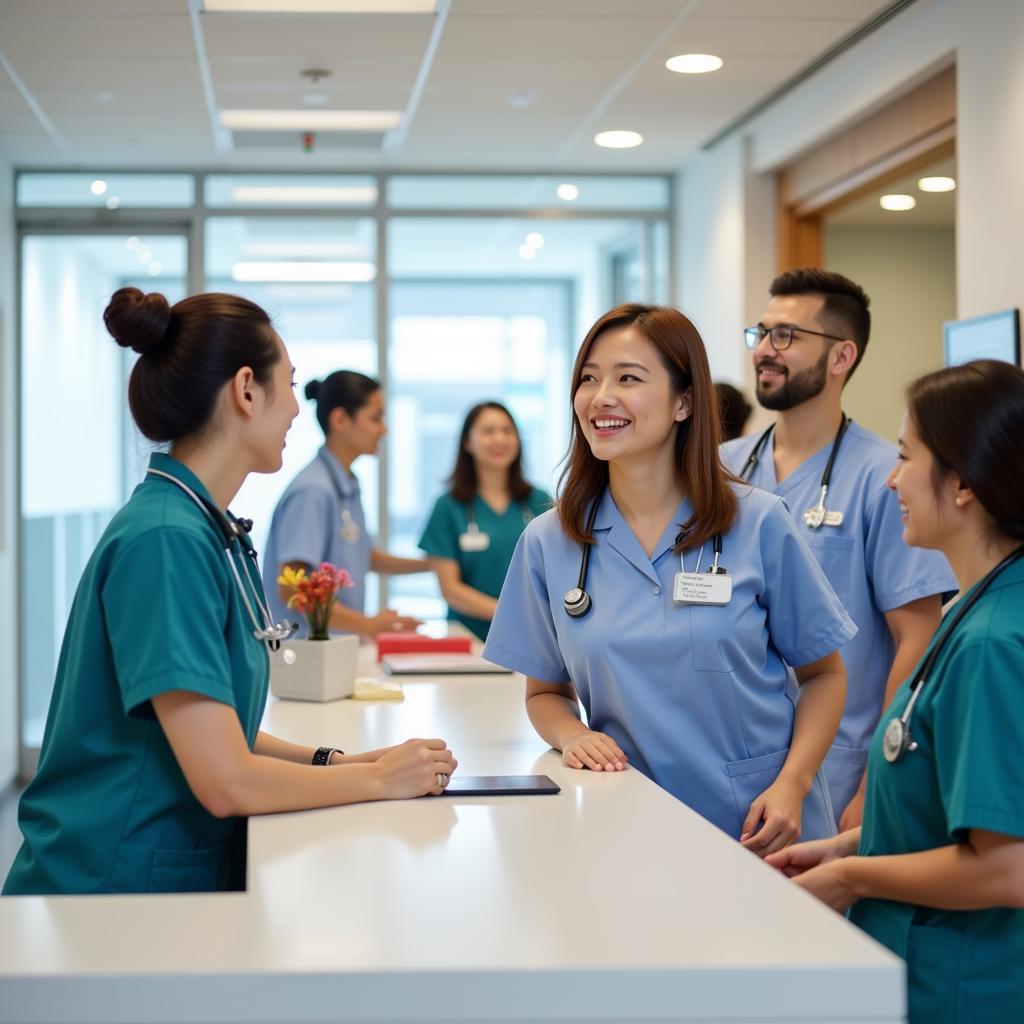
left=232, top=261, right=376, bottom=283
left=220, top=110, right=401, bottom=131
left=918, top=176, right=956, bottom=192
left=556, top=183, right=579, bottom=201
left=879, top=194, right=916, bottom=211
left=230, top=185, right=378, bottom=204
left=204, top=1, right=437, bottom=12
left=594, top=130, right=644, bottom=149
left=666, top=53, right=723, bottom=74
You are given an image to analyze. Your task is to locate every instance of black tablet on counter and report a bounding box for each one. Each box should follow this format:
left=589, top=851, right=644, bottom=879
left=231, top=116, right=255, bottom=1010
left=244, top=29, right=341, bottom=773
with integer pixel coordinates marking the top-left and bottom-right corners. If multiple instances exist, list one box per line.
left=442, top=775, right=560, bottom=796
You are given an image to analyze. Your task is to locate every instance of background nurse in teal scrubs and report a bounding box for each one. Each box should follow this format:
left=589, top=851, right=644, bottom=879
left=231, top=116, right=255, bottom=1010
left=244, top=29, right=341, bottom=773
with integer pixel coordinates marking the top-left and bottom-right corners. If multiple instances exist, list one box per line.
left=768, top=360, right=1024, bottom=1023
left=419, top=401, right=550, bottom=640
left=3, top=288, right=457, bottom=896
left=485, top=304, right=856, bottom=854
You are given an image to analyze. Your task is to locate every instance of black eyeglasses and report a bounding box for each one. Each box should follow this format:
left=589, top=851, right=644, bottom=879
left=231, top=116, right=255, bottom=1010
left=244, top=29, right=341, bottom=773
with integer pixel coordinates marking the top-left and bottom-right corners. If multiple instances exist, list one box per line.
left=743, top=323, right=846, bottom=352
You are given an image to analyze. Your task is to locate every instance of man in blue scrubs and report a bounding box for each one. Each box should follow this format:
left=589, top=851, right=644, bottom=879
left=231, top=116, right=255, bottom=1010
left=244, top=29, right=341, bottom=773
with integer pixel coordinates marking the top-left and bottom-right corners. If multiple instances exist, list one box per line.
left=721, top=269, right=956, bottom=828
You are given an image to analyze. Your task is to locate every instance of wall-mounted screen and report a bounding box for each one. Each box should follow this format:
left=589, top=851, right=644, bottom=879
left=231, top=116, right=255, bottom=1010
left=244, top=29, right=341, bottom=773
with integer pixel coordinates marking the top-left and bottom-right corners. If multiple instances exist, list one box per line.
left=943, top=308, right=1020, bottom=366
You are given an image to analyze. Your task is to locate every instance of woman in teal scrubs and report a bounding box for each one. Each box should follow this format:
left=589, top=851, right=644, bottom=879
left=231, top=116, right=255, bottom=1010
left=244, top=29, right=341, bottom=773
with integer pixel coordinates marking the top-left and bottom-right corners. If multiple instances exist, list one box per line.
left=3, top=288, right=457, bottom=896
left=419, top=402, right=550, bottom=640
left=768, top=359, right=1024, bottom=1023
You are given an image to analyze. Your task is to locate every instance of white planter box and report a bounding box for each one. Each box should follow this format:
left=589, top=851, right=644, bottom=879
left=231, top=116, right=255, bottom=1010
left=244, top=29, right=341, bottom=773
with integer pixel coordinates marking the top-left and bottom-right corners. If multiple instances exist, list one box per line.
left=269, top=635, right=359, bottom=702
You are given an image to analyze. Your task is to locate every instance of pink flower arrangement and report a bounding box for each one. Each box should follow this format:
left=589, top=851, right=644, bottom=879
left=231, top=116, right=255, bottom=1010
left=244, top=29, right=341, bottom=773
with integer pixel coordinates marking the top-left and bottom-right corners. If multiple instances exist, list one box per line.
left=278, top=562, right=353, bottom=641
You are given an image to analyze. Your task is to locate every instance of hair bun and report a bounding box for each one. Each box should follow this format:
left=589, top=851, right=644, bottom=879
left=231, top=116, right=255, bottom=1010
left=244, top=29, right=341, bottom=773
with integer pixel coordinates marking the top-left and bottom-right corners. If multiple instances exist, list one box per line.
left=304, top=379, right=321, bottom=401
left=103, top=287, right=172, bottom=356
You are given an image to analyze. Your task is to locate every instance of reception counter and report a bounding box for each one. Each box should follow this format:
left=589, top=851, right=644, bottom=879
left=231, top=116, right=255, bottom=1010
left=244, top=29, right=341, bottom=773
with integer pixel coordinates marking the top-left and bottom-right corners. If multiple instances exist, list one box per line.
left=0, top=653, right=903, bottom=1023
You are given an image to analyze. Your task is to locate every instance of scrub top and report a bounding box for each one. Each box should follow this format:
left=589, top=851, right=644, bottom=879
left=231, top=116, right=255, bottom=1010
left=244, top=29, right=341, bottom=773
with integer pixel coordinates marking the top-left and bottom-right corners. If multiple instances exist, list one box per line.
left=483, top=483, right=857, bottom=840
left=418, top=487, right=551, bottom=640
left=721, top=422, right=956, bottom=819
left=849, top=556, right=1024, bottom=1024
left=3, top=453, right=270, bottom=895
left=263, top=447, right=372, bottom=636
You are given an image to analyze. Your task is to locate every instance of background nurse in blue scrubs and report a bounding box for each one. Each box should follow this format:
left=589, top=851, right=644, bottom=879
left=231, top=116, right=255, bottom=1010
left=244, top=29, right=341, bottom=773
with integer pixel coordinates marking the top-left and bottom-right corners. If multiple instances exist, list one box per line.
left=768, top=360, right=1024, bottom=1024
left=484, top=304, right=857, bottom=854
left=419, top=401, right=550, bottom=640
left=264, top=371, right=428, bottom=637
left=3, top=289, right=457, bottom=895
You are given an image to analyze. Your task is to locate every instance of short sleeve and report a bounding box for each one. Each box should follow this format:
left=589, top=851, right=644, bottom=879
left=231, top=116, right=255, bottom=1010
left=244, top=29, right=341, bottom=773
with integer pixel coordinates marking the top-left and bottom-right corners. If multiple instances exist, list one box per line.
left=932, top=639, right=1024, bottom=841
left=760, top=499, right=858, bottom=666
left=482, top=521, right=570, bottom=683
left=101, top=529, right=236, bottom=717
left=864, top=481, right=957, bottom=611
left=272, top=487, right=334, bottom=569
left=418, top=495, right=461, bottom=561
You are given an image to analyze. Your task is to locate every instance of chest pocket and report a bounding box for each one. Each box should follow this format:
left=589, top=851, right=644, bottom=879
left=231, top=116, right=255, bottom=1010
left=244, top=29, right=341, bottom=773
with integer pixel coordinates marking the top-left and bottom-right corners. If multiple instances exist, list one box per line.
left=688, top=599, right=764, bottom=673
left=801, top=533, right=855, bottom=597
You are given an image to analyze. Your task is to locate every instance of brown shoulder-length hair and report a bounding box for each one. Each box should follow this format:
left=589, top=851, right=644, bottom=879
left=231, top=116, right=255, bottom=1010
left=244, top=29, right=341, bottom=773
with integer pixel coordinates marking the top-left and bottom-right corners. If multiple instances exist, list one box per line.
left=447, top=401, right=533, bottom=504
left=558, top=304, right=738, bottom=553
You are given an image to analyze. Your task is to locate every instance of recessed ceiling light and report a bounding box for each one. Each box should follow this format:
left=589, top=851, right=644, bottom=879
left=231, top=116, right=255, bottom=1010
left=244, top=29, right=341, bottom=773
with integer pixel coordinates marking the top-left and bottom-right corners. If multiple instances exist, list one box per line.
left=526, top=232, right=544, bottom=249
left=594, top=130, right=643, bottom=149
left=90, top=179, right=107, bottom=196
left=665, top=53, right=723, bottom=74
left=220, top=109, right=401, bottom=131
left=518, top=244, right=536, bottom=260
left=230, top=185, right=378, bottom=204
left=918, top=175, right=956, bottom=192
left=556, top=183, right=579, bottom=201
left=879, top=194, right=916, bottom=211
left=105, top=196, right=120, bottom=210
left=147, top=262, right=162, bottom=276
left=138, top=249, right=152, bottom=264
left=232, top=261, right=377, bottom=283
left=204, top=1, right=437, bottom=11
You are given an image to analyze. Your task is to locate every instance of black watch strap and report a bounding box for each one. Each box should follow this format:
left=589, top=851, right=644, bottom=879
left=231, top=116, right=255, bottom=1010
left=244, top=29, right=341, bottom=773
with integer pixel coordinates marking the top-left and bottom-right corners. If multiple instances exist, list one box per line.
left=312, top=746, right=342, bottom=766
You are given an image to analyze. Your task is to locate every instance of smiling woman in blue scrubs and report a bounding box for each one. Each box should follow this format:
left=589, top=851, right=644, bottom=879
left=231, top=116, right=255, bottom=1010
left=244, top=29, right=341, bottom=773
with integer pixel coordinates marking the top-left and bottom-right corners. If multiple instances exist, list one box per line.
left=264, top=371, right=428, bottom=637
left=769, top=361, right=1024, bottom=1023
left=484, top=304, right=856, bottom=854
left=3, top=288, right=456, bottom=895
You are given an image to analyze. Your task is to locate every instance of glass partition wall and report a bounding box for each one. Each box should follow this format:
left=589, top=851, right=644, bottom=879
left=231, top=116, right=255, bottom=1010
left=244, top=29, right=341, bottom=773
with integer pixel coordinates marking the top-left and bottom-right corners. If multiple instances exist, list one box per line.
left=16, top=171, right=672, bottom=759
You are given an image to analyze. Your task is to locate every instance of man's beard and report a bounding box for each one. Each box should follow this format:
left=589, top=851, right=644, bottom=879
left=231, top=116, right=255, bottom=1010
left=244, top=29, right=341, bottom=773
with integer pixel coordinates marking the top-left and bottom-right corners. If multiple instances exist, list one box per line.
left=756, top=348, right=830, bottom=411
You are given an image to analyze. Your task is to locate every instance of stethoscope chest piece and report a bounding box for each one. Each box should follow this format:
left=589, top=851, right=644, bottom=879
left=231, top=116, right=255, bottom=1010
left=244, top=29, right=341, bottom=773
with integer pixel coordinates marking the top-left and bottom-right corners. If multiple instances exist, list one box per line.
left=882, top=716, right=916, bottom=763
left=563, top=586, right=591, bottom=618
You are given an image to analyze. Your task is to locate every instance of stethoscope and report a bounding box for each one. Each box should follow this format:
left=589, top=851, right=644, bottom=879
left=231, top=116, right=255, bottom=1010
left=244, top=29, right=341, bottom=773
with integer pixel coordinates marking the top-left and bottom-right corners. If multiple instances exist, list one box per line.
left=460, top=501, right=534, bottom=553
left=563, top=493, right=725, bottom=618
left=740, top=414, right=851, bottom=529
left=147, top=469, right=298, bottom=652
left=882, top=544, right=1024, bottom=763
left=317, top=450, right=361, bottom=543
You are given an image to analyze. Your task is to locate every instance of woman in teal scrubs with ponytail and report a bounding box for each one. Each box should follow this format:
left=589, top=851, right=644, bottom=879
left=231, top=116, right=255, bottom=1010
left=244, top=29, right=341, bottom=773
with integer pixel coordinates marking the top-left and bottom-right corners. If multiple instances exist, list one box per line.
left=769, top=360, right=1024, bottom=1024
left=3, top=288, right=456, bottom=896
left=419, top=401, right=549, bottom=640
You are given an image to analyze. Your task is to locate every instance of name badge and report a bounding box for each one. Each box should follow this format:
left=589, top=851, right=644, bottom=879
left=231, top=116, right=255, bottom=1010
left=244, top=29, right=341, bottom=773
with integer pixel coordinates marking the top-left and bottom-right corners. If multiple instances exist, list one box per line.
left=803, top=506, right=844, bottom=528
left=673, top=571, right=733, bottom=606
left=459, top=529, right=490, bottom=552
left=340, top=508, right=361, bottom=543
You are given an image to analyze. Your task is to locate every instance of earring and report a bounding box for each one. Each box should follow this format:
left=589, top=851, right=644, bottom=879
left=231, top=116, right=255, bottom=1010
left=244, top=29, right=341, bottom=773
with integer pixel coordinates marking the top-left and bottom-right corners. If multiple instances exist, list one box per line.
left=955, top=497, right=963, bottom=506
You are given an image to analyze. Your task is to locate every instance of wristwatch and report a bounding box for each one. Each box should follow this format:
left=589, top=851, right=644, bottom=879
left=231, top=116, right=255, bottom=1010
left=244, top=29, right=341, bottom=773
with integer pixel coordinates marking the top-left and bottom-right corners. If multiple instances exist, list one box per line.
left=312, top=746, right=342, bottom=766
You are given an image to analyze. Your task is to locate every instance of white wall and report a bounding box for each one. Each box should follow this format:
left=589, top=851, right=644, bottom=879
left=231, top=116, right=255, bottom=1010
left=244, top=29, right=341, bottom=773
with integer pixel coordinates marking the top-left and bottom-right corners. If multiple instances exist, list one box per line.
left=0, top=161, right=18, bottom=789
left=678, top=0, right=1024, bottom=412
left=825, top=225, right=956, bottom=442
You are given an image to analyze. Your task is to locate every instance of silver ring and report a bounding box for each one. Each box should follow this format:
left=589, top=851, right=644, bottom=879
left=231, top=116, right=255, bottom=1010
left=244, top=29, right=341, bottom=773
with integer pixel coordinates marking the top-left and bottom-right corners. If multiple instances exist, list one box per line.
left=435, top=772, right=449, bottom=788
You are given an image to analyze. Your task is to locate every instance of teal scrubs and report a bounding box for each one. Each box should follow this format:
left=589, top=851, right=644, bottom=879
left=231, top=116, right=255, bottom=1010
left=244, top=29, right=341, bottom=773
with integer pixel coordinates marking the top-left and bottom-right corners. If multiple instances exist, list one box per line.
left=418, top=488, right=551, bottom=640
left=850, top=556, right=1024, bottom=1023
left=3, top=453, right=270, bottom=895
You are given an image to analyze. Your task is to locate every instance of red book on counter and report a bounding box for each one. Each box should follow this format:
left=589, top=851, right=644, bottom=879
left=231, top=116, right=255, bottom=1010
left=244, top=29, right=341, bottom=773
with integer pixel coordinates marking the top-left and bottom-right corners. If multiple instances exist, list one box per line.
left=375, top=632, right=473, bottom=659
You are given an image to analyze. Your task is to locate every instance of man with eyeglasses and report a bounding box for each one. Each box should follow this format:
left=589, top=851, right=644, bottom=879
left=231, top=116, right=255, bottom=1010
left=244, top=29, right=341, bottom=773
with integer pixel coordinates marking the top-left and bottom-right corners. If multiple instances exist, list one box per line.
left=721, top=268, right=955, bottom=830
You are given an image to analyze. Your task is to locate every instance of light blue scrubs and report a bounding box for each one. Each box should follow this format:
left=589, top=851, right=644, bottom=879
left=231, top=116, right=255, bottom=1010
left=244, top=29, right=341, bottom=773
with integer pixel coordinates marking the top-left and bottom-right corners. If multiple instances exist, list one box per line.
left=263, top=447, right=372, bottom=636
left=721, top=421, right=957, bottom=820
left=3, top=453, right=268, bottom=894
left=483, top=484, right=857, bottom=841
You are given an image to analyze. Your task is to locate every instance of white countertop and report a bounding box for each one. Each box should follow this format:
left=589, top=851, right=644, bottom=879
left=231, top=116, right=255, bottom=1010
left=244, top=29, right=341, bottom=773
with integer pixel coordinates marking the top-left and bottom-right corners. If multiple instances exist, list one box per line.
left=0, top=644, right=904, bottom=1023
